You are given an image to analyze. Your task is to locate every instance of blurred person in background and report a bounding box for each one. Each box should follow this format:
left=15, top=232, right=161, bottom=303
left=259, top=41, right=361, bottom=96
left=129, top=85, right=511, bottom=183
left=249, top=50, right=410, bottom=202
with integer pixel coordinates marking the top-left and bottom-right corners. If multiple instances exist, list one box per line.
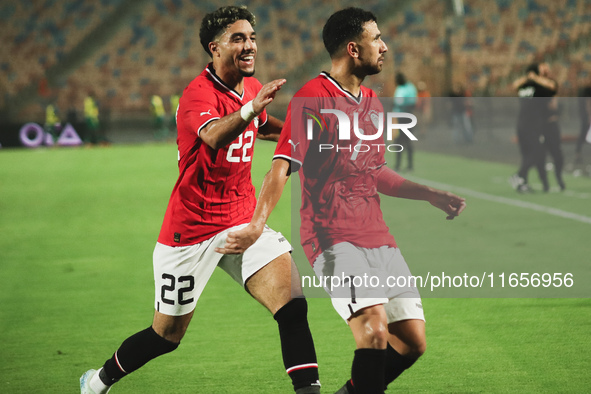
left=84, top=91, right=101, bottom=145
left=150, top=94, right=169, bottom=139
left=415, top=80, right=432, bottom=138
left=448, top=81, right=474, bottom=144
left=44, top=102, right=61, bottom=142
left=393, top=72, right=417, bottom=171
left=66, top=92, right=81, bottom=134
left=511, top=63, right=556, bottom=192
left=538, top=63, right=565, bottom=191
left=575, top=74, right=591, bottom=165
left=169, top=92, right=181, bottom=131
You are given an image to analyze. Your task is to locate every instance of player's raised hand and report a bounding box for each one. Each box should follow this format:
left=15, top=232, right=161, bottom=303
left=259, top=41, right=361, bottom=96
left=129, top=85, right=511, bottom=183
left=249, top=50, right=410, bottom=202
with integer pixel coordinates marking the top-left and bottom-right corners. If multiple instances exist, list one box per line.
left=252, top=79, right=286, bottom=114
left=429, top=191, right=466, bottom=220
left=215, top=224, right=263, bottom=255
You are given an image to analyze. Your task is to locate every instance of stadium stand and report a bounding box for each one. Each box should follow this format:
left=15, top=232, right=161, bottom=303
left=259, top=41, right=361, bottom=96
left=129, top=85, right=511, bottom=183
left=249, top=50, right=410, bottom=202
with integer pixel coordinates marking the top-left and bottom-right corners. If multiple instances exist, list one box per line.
left=1, top=0, right=590, bottom=124
left=367, top=0, right=591, bottom=97
left=1, top=0, right=400, bottom=122
left=0, top=0, right=123, bottom=108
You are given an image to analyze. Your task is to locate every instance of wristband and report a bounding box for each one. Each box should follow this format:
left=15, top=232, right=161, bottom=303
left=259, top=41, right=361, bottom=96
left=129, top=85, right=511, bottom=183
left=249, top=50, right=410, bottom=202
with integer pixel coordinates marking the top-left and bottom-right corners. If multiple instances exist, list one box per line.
left=240, top=100, right=257, bottom=122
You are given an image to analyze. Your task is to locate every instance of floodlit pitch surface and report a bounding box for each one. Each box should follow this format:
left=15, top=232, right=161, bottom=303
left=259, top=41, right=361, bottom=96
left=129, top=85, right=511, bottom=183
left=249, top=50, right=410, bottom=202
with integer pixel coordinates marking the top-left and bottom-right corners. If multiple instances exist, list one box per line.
left=0, top=142, right=589, bottom=393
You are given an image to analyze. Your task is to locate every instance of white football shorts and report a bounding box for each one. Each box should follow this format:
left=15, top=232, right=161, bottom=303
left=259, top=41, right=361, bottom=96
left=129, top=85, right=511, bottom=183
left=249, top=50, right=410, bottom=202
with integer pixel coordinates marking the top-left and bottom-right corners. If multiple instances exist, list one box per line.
left=312, top=242, right=424, bottom=323
left=153, top=223, right=292, bottom=316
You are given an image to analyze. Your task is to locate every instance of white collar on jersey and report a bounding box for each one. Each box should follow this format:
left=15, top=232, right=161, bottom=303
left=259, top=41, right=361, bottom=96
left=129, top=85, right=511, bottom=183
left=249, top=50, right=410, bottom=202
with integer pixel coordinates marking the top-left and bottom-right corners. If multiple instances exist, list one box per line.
left=206, top=63, right=245, bottom=101
left=320, top=72, right=363, bottom=104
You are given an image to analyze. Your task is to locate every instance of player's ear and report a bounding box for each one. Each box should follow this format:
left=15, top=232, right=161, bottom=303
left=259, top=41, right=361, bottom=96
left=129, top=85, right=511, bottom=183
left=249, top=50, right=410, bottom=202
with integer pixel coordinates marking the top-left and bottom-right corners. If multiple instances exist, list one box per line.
left=209, top=41, right=219, bottom=57
left=347, top=41, right=360, bottom=59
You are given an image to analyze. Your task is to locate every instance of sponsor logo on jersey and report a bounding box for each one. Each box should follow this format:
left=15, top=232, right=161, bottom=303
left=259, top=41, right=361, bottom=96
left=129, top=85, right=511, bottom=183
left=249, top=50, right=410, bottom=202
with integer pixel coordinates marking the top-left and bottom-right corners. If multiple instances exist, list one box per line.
left=288, top=139, right=299, bottom=151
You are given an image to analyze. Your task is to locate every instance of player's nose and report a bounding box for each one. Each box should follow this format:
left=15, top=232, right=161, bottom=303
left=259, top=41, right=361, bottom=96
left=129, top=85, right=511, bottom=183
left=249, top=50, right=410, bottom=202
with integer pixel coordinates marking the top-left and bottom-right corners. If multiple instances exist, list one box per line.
left=244, top=37, right=256, bottom=51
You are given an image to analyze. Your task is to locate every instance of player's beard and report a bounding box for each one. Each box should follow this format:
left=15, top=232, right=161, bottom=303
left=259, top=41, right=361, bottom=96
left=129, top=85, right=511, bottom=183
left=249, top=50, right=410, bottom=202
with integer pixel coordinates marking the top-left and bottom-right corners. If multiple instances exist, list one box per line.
left=240, top=68, right=255, bottom=77
left=364, top=64, right=381, bottom=76
left=358, top=52, right=384, bottom=76
left=361, top=61, right=382, bottom=76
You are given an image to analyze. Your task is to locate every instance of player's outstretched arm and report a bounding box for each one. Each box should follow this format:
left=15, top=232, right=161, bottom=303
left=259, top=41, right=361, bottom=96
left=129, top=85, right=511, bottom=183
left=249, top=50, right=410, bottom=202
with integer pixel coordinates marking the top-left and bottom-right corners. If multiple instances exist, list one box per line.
left=426, top=187, right=466, bottom=220
left=200, top=79, right=286, bottom=149
left=376, top=167, right=465, bottom=220
left=216, top=158, right=291, bottom=254
left=396, top=179, right=466, bottom=220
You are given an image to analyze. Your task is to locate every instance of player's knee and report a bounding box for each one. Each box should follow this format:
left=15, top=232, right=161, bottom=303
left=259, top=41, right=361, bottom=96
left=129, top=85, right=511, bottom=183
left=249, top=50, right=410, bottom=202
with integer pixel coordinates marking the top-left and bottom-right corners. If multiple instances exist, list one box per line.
left=359, top=318, right=389, bottom=349
left=158, top=327, right=187, bottom=344
left=408, top=338, right=427, bottom=359
left=152, top=320, right=190, bottom=344
left=152, top=310, right=194, bottom=343
left=369, top=320, right=389, bottom=348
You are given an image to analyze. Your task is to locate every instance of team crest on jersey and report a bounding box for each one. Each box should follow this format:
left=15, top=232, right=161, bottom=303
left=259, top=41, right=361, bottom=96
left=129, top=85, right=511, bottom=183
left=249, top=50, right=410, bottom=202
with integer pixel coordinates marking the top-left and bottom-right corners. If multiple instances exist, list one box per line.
left=369, top=110, right=381, bottom=130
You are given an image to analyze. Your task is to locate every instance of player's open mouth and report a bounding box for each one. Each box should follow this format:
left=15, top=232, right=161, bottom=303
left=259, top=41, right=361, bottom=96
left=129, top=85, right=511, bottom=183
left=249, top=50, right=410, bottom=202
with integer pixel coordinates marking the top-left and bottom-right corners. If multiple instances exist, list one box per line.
left=239, top=55, right=255, bottom=66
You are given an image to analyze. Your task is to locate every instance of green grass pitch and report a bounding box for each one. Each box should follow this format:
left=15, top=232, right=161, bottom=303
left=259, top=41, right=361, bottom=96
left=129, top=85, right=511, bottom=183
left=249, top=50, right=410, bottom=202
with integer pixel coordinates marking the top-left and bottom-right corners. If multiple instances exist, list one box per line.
left=0, top=141, right=589, bottom=393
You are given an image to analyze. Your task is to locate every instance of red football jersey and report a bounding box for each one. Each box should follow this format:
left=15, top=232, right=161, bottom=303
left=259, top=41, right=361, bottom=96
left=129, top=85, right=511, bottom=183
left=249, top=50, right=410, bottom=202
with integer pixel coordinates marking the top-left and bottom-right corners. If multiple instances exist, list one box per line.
left=158, top=63, right=268, bottom=246
left=274, top=72, right=400, bottom=264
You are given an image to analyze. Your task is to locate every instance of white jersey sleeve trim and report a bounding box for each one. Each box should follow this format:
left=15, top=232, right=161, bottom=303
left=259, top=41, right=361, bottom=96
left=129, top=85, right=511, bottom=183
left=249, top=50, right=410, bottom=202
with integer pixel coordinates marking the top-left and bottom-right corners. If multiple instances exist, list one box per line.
left=273, top=154, right=293, bottom=162
left=274, top=154, right=302, bottom=171
left=197, top=117, right=220, bottom=137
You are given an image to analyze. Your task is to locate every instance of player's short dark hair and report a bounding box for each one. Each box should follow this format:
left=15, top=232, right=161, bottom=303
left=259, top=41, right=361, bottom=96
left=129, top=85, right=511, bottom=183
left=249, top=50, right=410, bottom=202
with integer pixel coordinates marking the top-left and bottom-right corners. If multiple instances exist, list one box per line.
left=200, top=6, right=256, bottom=57
left=322, top=7, right=377, bottom=58
left=526, top=63, right=539, bottom=75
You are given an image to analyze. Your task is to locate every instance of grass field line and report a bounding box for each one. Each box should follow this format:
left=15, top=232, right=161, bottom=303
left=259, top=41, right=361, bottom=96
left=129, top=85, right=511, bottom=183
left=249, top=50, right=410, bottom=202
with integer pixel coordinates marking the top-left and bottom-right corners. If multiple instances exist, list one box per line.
left=490, top=176, right=591, bottom=199
left=406, top=175, right=591, bottom=225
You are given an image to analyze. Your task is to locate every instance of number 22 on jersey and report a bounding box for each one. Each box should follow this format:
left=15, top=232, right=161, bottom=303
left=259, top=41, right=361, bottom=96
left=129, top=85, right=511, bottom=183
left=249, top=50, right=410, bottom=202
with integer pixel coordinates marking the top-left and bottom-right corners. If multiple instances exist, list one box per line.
left=226, top=130, right=254, bottom=163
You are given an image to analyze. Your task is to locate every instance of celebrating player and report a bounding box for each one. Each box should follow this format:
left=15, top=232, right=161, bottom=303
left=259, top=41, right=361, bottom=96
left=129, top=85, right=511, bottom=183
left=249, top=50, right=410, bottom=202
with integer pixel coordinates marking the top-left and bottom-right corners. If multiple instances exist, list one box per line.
left=220, top=8, right=466, bottom=394
left=80, top=6, right=320, bottom=394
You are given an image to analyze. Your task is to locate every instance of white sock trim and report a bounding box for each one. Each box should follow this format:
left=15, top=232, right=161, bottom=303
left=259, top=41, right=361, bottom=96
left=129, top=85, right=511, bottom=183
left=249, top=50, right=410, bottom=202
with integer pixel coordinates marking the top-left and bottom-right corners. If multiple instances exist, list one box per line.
left=89, top=368, right=111, bottom=394
left=286, top=363, right=319, bottom=374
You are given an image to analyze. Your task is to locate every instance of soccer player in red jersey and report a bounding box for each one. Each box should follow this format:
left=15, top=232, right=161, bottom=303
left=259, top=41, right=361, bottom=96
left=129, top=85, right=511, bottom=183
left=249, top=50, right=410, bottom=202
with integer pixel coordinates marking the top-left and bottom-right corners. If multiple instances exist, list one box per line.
left=80, top=6, right=320, bottom=394
left=220, top=8, right=466, bottom=394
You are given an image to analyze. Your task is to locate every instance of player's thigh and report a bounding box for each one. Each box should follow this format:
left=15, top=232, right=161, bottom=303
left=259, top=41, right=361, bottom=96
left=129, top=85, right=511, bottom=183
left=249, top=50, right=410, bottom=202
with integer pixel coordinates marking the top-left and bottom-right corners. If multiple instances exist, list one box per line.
left=375, top=247, right=425, bottom=327
left=218, top=224, right=293, bottom=314
left=314, top=242, right=389, bottom=321
left=153, top=238, right=224, bottom=317
left=372, top=247, right=422, bottom=297
left=245, top=252, right=296, bottom=315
